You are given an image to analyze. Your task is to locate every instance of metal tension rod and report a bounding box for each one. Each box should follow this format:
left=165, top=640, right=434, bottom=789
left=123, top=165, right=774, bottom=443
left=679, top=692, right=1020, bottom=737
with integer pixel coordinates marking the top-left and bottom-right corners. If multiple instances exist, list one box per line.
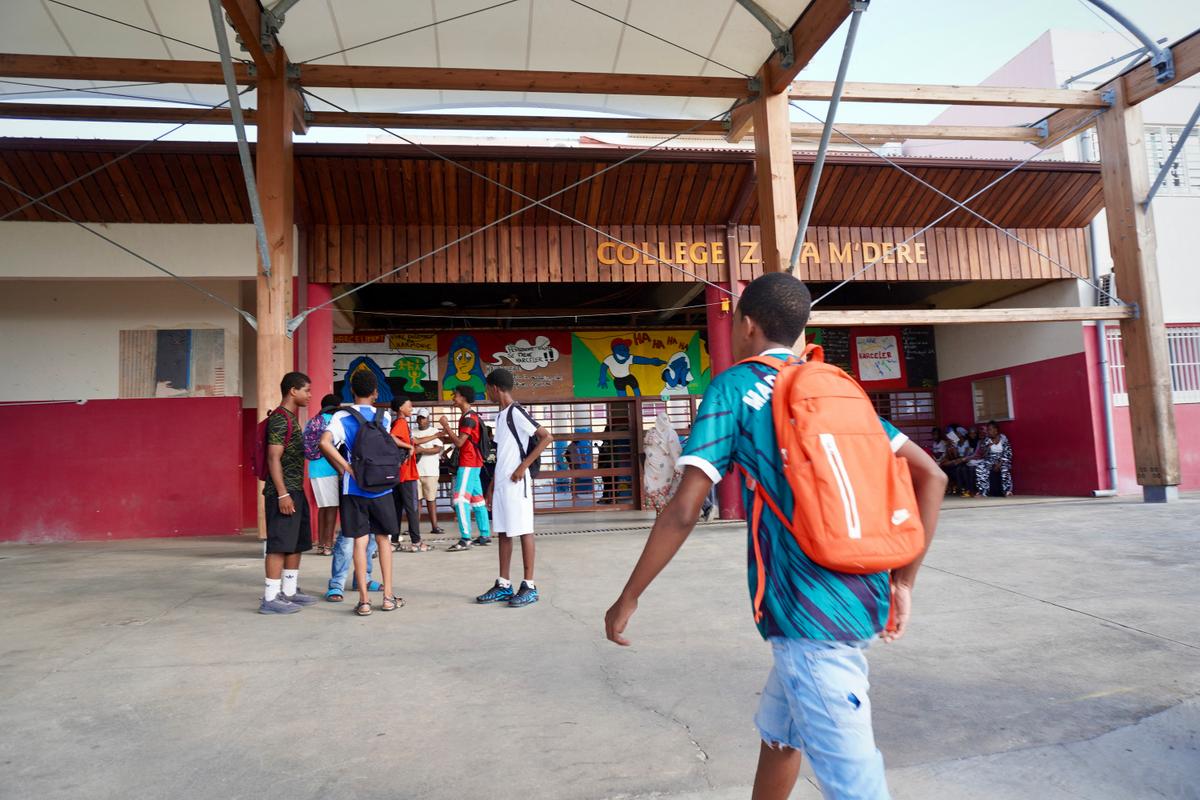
left=1145, top=100, right=1200, bottom=207
left=207, top=0, right=273, bottom=276
left=789, top=0, right=867, bottom=273
left=1084, top=0, right=1174, bottom=83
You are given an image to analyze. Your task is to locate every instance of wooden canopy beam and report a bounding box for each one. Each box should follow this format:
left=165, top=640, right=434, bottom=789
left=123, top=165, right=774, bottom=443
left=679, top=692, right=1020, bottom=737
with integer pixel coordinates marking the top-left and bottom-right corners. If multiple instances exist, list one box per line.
left=761, top=0, right=851, bottom=96
left=751, top=68, right=798, bottom=274
left=807, top=306, right=1134, bottom=326
left=0, top=103, right=1047, bottom=142
left=0, top=52, right=750, bottom=97
left=1039, top=29, right=1200, bottom=148
left=1095, top=80, right=1179, bottom=499
left=219, top=0, right=275, bottom=77
left=789, top=81, right=1107, bottom=109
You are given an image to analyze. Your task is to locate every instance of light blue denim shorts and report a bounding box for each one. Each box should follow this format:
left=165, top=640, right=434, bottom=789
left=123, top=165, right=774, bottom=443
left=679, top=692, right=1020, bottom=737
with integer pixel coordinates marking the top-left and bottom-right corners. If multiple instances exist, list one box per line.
left=755, top=636, right=890, bottom=800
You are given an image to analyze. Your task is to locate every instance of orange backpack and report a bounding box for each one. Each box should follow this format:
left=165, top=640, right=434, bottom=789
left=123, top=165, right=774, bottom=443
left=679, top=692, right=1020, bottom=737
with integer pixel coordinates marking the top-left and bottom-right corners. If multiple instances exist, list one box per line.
left=736, top=345, right=925, bottom=621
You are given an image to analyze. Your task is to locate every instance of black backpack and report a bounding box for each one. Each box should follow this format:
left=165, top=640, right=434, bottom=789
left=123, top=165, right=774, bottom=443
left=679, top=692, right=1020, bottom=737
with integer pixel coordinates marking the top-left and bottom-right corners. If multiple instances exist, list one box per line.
left=344, top=407, right=402, bottom=492
left=506, top=403, right=543, bottom=479
left=466, top=410, right=492, bottom=462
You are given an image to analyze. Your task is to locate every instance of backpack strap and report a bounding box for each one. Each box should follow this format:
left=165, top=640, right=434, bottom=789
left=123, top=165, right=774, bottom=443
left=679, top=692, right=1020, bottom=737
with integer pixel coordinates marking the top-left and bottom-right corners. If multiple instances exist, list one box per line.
left=734, top=463, right=795, bottom=625
left=269, top=407, right=294, bottom=445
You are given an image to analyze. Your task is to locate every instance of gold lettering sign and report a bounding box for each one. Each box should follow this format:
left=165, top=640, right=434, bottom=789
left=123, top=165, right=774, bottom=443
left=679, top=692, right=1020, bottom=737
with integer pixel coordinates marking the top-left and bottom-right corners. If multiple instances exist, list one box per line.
left=595, top=239, right=927, bottom=265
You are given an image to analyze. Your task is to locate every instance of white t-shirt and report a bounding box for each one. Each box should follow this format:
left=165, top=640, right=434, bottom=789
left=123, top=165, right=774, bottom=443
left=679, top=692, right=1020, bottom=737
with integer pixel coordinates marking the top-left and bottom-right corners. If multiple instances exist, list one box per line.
left=494, top=403, right=540, bottom=485
left=412, top=425, right=442, bottom=478
left=603, top=354, right=633, bottom=379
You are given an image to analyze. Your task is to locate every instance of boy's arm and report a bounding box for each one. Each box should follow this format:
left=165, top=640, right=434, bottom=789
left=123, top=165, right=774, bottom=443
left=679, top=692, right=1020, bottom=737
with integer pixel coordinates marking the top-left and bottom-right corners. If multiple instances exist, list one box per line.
left=512, top=426, right=554, bottom=481
left=318, top=429, right=353, bottom=478
left=883, top=439, right=948, bottom=643
left=266, top=444, right=293, bottom=514
left=605, top=466, right=712, bottom=646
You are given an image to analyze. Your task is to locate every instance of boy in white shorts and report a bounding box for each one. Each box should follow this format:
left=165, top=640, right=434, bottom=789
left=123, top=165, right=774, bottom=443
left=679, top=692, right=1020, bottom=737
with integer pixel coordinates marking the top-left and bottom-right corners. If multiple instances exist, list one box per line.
left=475, top=368, right=552, bottom=608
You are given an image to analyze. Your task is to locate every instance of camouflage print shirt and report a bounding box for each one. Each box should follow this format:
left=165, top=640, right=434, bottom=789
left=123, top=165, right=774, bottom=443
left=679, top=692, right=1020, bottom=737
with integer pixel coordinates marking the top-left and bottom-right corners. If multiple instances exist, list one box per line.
left=264, top=408, right=305, bottom=496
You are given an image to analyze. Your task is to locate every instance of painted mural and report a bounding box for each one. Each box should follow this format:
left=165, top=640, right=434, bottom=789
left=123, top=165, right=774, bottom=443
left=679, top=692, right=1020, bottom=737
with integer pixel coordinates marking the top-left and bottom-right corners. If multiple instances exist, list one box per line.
left=572, top=330, right=710, bottom=398
left=333, top=333, right=439, bottom=401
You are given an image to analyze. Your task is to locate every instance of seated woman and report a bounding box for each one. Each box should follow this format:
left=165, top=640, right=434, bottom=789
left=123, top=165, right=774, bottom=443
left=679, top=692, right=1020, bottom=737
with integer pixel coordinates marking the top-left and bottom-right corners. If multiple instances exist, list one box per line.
left=974, top=421, right=1014, bottom=497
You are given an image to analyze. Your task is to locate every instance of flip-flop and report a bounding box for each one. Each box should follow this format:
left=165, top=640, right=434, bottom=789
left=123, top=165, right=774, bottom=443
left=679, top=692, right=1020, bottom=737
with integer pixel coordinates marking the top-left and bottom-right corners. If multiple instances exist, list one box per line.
left=355, top=601, right=372, bottom=616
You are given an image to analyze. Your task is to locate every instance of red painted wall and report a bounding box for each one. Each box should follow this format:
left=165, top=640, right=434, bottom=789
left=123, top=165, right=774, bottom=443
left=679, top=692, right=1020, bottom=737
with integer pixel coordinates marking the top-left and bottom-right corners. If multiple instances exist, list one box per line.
left=937, top=351, right=1103, bottom=496
left=1112, top=404, right=1200, bottom=493
left=0, top=398, right=245, bottom=542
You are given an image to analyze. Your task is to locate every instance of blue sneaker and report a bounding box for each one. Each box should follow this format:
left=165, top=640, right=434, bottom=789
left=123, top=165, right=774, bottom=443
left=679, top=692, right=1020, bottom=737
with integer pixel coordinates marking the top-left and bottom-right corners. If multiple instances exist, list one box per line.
left=258, top=596, right=301, bottom=615
left=508, top=581, right=539, bottom=608
left=476, top=580, right=515, bottom=604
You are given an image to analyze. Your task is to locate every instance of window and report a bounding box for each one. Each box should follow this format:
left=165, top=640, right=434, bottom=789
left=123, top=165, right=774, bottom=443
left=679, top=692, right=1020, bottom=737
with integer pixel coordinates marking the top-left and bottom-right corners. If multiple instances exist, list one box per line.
left=1145, top=125, right=1200, bottom=197
left=972, top=375, right=1013, bottom=422
left=1107, top=325, right=1200, bottom=405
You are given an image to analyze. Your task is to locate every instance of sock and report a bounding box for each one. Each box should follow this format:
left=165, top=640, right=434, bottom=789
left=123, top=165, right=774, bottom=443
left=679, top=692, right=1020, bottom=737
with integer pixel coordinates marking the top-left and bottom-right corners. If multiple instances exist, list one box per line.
left=264, top=578, right=282, bottom=602
left=497, top=577, right=512, bottom=589
left=523, top=580, right=536, bottom=590
left=281, top=569, right=299, bottom=596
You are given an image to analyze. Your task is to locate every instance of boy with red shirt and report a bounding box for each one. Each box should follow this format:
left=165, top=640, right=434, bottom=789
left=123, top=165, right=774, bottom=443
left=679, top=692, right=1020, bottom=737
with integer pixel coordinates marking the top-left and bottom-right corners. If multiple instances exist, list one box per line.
left=390, top=397, right=428, bottom=551
left=438, top=385, right=491, bottom=551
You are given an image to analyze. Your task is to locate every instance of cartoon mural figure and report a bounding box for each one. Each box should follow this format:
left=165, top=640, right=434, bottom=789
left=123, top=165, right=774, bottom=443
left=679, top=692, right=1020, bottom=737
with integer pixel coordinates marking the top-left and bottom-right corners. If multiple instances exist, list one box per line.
left=441, top=334, right=487, bottom=400
left=660, top=347, right=694, bottom=397
left=389, top=355, right=428, bottom=396
left=341, top=356, right=394, bottom=403
left=598, top=337, right=665, bottom=397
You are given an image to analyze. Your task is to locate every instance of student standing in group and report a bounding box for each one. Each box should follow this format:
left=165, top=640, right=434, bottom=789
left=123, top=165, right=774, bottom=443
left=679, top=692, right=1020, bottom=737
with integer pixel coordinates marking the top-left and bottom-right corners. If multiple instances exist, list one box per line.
left=308, top=393, right=343, bottom=556
left=475, top=369, right=552, bottom=607
left=318, top=370, right=402, bottom=616
left=412, top=411, right=446, bottom=535
left=260, top=372, right=316, bottom=615
left=438, top=385, right=491, bottom=551
left=389, top=397, right=429, bottom=551
left=604, top=273, right=947, bottom=800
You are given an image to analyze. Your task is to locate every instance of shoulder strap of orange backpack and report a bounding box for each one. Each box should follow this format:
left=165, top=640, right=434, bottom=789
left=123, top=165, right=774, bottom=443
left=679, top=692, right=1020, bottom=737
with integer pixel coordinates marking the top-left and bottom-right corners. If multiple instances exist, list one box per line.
left=735, top=463, right=795, bottom=624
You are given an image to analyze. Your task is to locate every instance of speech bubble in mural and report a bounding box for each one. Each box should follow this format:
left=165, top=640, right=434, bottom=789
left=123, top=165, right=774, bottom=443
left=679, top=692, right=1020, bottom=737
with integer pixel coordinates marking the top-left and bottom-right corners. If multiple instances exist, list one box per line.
left=491, top=335, right=561, bottom=372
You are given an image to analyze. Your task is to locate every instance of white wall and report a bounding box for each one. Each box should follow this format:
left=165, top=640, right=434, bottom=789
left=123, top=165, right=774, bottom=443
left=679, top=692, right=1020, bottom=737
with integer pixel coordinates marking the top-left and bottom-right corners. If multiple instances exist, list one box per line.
left=937, top=281, right=1087, bottom=381
left=0, top=280, right=246, bottom=401
left=0, top=222, right=262, bottom=279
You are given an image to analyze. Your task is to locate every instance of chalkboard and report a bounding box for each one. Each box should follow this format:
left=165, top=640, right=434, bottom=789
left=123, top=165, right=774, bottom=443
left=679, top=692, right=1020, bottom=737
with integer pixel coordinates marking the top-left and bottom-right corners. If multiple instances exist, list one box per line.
left=902, top=327, right=938, bottom=388
left=807, top=328, right=852, bottom=374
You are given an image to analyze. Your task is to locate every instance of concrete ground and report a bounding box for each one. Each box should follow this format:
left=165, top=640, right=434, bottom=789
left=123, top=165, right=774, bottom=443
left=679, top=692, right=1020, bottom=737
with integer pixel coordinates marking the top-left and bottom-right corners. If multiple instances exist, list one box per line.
left=1, top=496, right=1198, bottom=800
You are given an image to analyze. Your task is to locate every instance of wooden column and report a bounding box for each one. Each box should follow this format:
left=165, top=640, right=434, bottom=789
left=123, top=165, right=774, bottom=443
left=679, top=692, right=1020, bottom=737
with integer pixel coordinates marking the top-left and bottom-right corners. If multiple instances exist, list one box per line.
left=751, top=75, right=798, bottom=274
left=1095, top=82, right=1180, bottom=501
left=255, top=47, right=296, bottom=488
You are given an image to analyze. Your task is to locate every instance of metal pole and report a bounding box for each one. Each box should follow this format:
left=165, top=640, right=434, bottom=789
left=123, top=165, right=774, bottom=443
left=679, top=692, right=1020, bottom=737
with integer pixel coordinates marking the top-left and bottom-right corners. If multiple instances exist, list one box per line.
left=207, top=0, right=273, bottom=276
left=789, top=0, right=867, bottom=273
left=1144, top=100, right=1200, bottom=207
left=1088, top=221, right=1119, bottom=495
left=1083, top=0, right=1174, bottom=83
left=1060, top=38, right=1165, bottom=87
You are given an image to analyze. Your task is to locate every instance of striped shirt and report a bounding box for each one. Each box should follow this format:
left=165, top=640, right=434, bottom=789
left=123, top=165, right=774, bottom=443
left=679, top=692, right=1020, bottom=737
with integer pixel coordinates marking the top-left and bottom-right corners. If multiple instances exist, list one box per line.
left=677, top=349, right=908, bottom=642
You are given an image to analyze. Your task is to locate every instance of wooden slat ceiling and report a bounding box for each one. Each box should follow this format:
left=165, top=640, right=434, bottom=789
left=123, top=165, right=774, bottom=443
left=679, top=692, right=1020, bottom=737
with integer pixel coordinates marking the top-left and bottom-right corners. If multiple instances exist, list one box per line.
left=0, top=139, right=1104, bottom=229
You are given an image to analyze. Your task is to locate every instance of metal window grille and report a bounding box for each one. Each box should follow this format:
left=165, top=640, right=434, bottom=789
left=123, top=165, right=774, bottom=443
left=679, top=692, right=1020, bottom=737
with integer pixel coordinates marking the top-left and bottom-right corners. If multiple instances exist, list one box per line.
left=1145, top=124, right=1200, bottom=197
left=869, top=390, right=938, bottom=448
left=1106, top=325, right=1200, bottom=405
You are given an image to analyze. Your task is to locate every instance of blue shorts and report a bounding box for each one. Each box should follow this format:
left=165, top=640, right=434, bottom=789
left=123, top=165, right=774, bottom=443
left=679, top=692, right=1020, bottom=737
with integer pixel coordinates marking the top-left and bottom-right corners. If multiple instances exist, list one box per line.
left=755, top=637, right=890, bottom=800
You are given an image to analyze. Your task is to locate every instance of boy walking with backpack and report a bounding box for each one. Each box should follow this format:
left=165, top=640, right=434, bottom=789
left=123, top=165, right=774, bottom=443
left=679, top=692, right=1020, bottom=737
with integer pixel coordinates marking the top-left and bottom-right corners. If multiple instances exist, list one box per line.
left=318, top=370, right=403, bottom=616
left=438, top=385, right=492, bottom=551
left=604, top=273, right=947, bottom=800
left=258, top=371, right=315, bottom=614
left=475, top=368, right=553, bottom=607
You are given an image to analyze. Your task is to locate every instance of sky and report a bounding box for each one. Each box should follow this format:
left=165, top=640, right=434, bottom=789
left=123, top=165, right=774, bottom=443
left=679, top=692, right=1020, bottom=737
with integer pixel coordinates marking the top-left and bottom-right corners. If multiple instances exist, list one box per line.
left=0, top=0, right=1194, bottom=143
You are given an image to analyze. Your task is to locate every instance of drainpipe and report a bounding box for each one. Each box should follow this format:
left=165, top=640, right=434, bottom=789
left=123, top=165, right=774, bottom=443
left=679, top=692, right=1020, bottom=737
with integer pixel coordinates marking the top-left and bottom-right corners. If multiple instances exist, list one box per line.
left=1089, top=221, right=1119, bottom=496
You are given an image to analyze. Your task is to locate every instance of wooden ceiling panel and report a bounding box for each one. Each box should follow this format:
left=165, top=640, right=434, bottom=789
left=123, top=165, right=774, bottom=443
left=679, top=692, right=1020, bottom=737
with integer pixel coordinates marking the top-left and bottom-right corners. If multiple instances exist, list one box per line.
left=0, top=139, right=1103, bottom=230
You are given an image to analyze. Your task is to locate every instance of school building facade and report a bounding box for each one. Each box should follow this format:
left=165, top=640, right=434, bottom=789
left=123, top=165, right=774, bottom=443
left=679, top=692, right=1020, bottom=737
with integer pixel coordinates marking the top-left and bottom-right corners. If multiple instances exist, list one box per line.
left=0, top=135, right=1192, bottom=542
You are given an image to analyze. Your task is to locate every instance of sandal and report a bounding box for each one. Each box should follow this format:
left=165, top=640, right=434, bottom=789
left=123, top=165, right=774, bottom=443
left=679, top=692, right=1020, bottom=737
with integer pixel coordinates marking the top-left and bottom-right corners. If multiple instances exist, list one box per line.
left=446, top=540, right=472, bottom=552
left=325, top=589, right=344, bottom=603
left=401, top=542, right=433, bottom=552
left=380, top=595, right=405, bottom=611
left=355, top=601, right=372, bottom=616
left=429, top=527, right=445, bottom=534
